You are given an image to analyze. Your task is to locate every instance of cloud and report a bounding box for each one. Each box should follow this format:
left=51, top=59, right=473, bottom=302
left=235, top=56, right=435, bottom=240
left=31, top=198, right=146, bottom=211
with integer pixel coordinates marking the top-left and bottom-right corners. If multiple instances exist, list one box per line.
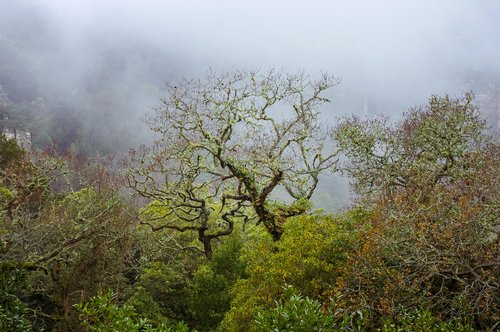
left=33, top=0, right=500, bottom=102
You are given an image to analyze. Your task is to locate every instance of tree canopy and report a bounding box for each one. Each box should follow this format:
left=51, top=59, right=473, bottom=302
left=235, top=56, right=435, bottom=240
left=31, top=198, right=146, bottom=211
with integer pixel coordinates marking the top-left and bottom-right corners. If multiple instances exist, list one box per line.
left=332, top=93, right=499, bottom=327
left=127, top=69, right=340, bottom=259
left=334, top=92, right=491, bottom=201
left=1, top=67, right=498, bottom=330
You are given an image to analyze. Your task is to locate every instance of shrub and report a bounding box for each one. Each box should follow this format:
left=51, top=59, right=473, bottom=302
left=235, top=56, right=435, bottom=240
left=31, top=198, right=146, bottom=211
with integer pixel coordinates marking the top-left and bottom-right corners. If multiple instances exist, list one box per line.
left=381, top=308, right=476, bottom=332
left=76, top=291, right=190, bottom=332
left=254, top=285, right=366, bottom=332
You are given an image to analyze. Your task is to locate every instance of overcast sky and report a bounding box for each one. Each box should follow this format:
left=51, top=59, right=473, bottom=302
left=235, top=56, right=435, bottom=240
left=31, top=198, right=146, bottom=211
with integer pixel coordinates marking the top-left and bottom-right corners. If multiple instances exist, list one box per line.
left=1, top=0, right=499, bottom=124
left=1, top=0, right=498, bottom=115
left=37, top=0, right=500, bottom=100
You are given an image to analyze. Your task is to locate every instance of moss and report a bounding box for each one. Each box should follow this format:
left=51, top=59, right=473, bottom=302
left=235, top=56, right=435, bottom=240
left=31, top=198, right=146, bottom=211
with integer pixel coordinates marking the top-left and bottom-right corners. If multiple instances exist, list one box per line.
left=0, top=187, right=15, bottom=206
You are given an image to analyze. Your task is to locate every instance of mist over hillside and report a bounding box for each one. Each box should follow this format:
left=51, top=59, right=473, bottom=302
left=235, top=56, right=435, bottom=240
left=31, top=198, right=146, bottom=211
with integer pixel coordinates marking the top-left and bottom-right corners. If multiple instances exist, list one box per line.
left=0, top=0, right=499, bottom=208
left=1, top=0, right=499, bottom=148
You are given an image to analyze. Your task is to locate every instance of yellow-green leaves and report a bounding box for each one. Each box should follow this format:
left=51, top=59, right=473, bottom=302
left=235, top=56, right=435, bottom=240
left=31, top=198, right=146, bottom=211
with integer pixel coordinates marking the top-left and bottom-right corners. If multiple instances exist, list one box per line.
left=221, top=213, right=362, bottom=331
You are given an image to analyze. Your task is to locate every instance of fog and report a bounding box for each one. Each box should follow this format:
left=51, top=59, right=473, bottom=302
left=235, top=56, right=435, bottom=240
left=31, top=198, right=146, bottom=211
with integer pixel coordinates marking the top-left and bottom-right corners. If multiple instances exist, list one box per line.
left=3, top=1, right=500, bottom=113
left=1, top=0, right=499, bottom=207
left=46, top=1, right=500, bottom=93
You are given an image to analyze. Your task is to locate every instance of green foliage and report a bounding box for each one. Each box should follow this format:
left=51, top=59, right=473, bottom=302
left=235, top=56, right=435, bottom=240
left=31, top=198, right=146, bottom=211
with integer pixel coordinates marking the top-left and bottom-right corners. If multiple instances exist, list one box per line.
left=221, top=213, right=364, bottom=331
left=0, top=186, right=14, bottom=222
left=253, top=288, right=477, bottom=332
left=0, top=134, right=25, bottom=168
left=127, top=262, right=192, bottom=326
left=76, top=291, right=190, bottom=332
left=1, top=155, right=139, bottom=330
left=254, top=285, right=335, bottom=332
left=381, top=308, right=476, bottom=332
left=126, top=234, right=246, bottom=331
left=77, top=291, right=143, bottom=332
left=0, top=264, right=32, bottom=332
left=254, top=285, right=367, bottom=332
left=0, top=89, right=497, bottom=332
left=126, top=285, right=169, bottom=326
left=188, top=235, right=246, bottom=330
left=31, top=186, right=135, bottom=324
left=0, top=186, right=14, bottom=202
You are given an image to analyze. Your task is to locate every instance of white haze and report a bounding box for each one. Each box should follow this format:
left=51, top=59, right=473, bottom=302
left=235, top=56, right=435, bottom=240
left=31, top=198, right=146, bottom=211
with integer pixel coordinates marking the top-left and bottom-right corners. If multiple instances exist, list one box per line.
left=40, top=1, right=500, bottom=97
left=1, top=0, right=499, bottom=208
left=4, top=0, right=499, bottom=114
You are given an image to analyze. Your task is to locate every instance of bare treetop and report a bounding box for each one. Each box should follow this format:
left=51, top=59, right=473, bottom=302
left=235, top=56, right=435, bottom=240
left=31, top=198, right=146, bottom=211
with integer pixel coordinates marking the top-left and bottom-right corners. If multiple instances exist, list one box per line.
left=128, top=69, right=339, bottom=259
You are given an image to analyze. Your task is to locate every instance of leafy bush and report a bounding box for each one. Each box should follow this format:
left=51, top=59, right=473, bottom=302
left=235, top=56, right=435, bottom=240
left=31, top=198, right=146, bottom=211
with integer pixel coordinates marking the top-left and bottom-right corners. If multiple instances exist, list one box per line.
left=76, top=291, right=190, bottom=332
left=221, top=212, right=365, bottom=331
left=126, top=262, right=192, bottom=326
left=381, top=308, right=476, bottom=332
left=254, top=289, right=477, bottom=332
left=0, top=134, right=25, bottom=168
left=254, top=285, right=366, bottom=332
left=0, top=264, right=31, bottom=332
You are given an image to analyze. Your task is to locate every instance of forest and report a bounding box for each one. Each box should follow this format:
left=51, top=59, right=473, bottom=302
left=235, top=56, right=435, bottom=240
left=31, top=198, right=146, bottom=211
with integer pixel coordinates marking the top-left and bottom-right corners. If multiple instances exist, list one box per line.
left=1, top=1, right=500, bottom=331
left=1, top=68, right=499, bottom=331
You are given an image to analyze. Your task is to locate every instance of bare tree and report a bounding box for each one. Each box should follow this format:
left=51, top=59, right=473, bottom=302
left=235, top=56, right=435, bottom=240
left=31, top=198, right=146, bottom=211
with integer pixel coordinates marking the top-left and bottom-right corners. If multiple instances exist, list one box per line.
left=127, top=69, right=339, bottom=259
